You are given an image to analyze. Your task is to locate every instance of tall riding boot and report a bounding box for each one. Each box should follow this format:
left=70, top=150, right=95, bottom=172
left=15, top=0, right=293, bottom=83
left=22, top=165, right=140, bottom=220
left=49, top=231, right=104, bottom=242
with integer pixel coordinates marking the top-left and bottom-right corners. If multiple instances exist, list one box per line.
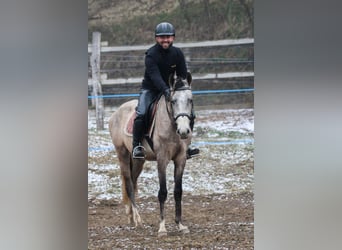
left=132, top=118, right=145, bottom=159
left=187, top=112, right=200, bottom=159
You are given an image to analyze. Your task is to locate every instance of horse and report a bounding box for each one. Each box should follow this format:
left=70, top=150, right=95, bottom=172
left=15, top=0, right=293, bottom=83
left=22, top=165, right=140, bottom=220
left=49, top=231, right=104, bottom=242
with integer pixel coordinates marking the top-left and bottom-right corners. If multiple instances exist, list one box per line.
left=109, top=72, right=193, bottom=237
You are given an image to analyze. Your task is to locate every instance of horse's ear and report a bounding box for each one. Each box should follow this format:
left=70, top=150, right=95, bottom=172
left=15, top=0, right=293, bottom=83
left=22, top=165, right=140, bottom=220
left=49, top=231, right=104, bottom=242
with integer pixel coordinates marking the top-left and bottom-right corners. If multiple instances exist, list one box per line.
left=168, top=73, right=175, bottom=88
left=186, top=72, right=192, bottom=86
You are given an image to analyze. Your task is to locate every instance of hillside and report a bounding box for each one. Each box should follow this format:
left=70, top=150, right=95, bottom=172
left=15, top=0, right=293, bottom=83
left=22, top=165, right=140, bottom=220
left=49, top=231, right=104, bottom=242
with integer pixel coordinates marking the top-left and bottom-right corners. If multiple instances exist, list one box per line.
left=88, top=0, right=253, bottom=45
left=88, top=0, right=254, bottom=108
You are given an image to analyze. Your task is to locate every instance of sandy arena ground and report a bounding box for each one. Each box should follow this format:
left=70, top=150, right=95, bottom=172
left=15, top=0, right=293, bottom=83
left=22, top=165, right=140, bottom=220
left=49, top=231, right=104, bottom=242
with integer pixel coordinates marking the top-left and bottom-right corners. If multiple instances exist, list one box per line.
left=88, top=108, right=254, bottom=249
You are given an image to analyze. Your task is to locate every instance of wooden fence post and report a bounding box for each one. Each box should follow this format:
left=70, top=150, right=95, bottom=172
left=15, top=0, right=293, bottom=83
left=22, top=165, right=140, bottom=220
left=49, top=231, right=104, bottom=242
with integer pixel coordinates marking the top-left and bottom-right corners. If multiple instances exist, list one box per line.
left=91, top=32, right=104, bottom=130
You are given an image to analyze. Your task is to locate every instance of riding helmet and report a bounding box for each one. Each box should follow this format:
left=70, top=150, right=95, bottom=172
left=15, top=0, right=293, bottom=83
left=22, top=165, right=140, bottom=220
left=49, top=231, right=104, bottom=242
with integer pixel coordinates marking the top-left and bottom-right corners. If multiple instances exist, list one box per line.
left=155, top=22, right=175, bottom=36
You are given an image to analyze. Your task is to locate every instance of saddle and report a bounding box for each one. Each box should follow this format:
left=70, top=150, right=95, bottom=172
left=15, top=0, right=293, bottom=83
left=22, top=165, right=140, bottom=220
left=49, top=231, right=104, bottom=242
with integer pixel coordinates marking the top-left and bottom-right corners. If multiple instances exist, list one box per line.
left=125, top=99, right=159, bottom=137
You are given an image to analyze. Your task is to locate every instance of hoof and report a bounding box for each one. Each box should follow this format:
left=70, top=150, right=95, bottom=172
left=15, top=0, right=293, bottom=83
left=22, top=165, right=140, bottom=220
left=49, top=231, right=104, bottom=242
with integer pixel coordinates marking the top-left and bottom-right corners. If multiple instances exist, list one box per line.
left=179, top=223, right=190, bottom=234
left=180, top=227, right=190, bottom=234
left=135, top=221, right=143, bottom=228
left=128, top=218, right=134, bottom=225
left=158, top=231, right=168, bottom=237
left=132, top=207, right=142, bottom=227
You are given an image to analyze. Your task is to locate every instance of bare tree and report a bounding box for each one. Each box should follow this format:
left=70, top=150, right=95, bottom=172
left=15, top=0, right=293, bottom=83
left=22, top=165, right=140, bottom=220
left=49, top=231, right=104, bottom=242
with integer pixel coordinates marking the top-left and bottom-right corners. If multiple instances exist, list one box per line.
left=178, top=0, right=191, bottom=24
left=239, top=0, right=253, bottom=24
left=202, top=0, right=211, bottom=19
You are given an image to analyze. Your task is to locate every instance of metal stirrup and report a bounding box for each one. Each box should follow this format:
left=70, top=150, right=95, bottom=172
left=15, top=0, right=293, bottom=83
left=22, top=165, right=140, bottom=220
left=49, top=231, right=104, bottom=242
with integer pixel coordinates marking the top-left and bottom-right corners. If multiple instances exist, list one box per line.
left=133, top=145, right=145, bottom=158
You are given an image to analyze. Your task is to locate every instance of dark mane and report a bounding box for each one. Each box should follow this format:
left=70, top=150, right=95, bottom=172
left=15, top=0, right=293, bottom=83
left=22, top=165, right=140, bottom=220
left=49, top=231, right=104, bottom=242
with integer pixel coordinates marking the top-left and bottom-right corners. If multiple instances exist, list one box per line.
left=174, top=77, right=186, bottom=90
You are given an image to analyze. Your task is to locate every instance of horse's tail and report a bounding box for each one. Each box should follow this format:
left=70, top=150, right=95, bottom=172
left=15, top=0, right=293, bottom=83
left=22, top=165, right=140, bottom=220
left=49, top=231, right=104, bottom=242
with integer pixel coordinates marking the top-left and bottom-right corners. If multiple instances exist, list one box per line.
left=121, top=174, right=129, bottom=205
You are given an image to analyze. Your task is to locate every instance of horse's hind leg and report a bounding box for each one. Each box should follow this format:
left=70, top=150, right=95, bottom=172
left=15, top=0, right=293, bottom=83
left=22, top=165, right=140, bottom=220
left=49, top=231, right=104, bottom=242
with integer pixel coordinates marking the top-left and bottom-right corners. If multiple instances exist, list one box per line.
left=121, top=169, right=142, bottom=227
left=120, top=164, right=134, bottom=225
left=118, top=149, right=142, bottom=227
left=131, top=159, right=144, bottom=197
left=131, top=158, right=144, bottom=226
left=121, top=175, right=134, bottom=224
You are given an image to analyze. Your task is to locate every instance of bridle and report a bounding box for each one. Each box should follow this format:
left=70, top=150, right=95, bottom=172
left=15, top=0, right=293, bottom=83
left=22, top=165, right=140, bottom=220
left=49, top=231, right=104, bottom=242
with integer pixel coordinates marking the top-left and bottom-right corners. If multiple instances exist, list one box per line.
left=166, top=85, right=193, bottom=123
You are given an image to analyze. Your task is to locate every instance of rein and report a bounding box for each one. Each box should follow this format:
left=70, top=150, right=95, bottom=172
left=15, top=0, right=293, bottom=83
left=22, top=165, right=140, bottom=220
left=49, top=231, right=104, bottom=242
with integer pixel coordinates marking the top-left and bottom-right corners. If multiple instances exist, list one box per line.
left=165, top=95, right=173, bottom=122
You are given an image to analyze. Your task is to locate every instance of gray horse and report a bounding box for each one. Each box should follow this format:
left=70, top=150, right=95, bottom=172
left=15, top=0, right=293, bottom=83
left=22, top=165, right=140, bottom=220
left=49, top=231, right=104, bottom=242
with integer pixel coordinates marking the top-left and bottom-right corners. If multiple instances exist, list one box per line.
left=109, top=72, right=193, bottom=236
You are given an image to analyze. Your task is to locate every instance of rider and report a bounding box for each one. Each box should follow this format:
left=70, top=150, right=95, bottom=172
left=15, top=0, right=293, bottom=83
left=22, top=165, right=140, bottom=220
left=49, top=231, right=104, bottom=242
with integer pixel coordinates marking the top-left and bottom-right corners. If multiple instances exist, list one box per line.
left=132, top=22, right=200, bottom=159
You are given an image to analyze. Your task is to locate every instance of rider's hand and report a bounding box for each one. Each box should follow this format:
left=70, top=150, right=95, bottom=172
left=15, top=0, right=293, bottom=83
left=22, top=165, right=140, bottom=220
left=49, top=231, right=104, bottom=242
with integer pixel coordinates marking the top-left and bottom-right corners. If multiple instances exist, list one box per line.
left=163, top=88, right=171, bottom=102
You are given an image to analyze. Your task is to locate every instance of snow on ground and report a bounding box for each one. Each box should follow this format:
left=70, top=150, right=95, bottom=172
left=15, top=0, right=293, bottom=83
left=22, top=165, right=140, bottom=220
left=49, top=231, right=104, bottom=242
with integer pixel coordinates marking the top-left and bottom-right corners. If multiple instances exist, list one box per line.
left=88, top=108, right=254, bottom=201
left=195, top=109, right=254, bottom=133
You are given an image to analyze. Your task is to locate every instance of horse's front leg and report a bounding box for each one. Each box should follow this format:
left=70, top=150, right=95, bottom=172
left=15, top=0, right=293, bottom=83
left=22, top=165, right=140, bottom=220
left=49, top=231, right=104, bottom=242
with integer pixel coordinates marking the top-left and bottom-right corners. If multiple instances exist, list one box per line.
left=157, top=161, right=168, bottom=237
left=174, top=159, right=190, bottom=234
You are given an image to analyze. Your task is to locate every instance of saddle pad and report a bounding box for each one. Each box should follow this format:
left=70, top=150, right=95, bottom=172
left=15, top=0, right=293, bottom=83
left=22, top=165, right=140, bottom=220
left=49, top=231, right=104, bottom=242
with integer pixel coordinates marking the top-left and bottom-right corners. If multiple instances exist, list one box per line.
left=124, top=112, right=136, bottom=136
left=124, top=101, right=159, bottom=137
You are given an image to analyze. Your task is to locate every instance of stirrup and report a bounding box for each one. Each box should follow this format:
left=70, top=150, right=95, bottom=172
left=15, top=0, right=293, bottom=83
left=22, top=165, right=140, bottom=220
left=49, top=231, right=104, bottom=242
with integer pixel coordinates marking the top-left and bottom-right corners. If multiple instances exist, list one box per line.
left=132, top=145, right=145, bottom=159
left=186, top=147, right=200, bottom=159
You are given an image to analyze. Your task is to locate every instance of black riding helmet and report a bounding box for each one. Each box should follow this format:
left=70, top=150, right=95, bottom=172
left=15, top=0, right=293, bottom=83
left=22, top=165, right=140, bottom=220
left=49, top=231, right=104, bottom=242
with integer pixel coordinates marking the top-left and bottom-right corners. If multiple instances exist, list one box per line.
left=155, top=22, right=175, bottom=36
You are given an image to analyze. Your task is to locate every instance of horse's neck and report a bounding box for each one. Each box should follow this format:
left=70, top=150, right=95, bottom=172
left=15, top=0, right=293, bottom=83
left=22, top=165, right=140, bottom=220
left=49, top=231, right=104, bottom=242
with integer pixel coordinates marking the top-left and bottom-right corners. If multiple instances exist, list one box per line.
left=155, top=97, right=175, bottom=132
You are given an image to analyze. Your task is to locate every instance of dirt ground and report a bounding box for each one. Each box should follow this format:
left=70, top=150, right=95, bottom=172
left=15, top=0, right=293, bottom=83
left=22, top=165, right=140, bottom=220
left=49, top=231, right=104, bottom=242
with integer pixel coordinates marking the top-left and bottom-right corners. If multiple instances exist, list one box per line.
left=88, top=108, right=254, bottom=249
left=88, top=192, right=253, bottom=249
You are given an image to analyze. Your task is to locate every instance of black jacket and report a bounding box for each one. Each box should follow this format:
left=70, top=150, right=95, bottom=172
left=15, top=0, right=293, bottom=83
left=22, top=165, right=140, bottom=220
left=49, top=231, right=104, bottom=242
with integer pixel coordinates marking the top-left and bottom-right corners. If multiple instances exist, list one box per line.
left=142, top=43, right=187, bottom=92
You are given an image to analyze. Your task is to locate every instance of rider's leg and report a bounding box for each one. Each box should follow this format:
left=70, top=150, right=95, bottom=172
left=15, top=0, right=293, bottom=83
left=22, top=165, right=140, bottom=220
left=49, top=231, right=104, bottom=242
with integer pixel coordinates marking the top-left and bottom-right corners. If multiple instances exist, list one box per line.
left=187, top=109, right=200, bottom=159
left=132, top=89, right=156, bottom=159
left=132, top=116, right=145, bottom=158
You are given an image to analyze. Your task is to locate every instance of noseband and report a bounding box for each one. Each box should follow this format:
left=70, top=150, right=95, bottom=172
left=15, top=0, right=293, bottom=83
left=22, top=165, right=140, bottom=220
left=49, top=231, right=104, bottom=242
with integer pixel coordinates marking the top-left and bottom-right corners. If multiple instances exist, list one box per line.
left=174, top=113, right=192, bottom=121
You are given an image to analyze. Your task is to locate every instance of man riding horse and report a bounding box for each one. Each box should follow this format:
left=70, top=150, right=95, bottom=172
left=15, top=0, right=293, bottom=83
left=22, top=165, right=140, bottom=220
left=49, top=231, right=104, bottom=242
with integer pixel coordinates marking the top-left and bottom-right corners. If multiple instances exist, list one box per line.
left=132, top=22, right=200, bottom=159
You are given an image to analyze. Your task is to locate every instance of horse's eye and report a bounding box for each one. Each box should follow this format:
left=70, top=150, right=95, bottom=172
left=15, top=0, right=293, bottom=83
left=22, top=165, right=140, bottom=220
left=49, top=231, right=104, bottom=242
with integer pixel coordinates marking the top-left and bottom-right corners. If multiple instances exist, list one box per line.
left=171, top=100, right=176, bottom=105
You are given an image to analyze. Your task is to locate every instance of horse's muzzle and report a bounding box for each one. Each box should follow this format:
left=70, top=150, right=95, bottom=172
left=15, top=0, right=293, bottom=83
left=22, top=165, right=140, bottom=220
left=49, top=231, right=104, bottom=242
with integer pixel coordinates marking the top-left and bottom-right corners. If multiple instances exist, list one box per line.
left=175, top=116, right=191, bottom=139
left=177, top=128, right=190, bottom=139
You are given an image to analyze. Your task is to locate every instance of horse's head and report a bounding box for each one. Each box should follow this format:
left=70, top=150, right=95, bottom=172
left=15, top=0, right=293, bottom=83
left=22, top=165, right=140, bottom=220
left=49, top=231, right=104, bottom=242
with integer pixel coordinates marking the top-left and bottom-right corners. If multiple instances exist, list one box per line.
left=168, top=72, right=193, bottom=139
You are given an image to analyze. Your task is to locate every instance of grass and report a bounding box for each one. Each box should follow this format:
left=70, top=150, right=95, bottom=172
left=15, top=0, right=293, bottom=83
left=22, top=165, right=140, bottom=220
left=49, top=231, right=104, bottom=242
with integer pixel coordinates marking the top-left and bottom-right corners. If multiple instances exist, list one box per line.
left=88, top=0, right=253, bottom=45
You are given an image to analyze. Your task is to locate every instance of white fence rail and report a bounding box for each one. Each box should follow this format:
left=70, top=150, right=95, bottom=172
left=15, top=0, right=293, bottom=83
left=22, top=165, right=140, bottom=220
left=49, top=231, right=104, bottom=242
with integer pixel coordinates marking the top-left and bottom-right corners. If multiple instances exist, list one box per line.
left=88, top=33, right=254, bottom=130
left=88, top=38, right=254, bottom=53
left=88, top=71, right=254, bottom=85
left=88, top=37, right=254, bottom=85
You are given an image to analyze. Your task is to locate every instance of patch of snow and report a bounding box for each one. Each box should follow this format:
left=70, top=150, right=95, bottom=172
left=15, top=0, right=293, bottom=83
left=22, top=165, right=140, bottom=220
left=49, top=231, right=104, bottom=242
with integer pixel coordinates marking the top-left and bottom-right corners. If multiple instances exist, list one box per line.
left=88, top=108, right=254, bottom=200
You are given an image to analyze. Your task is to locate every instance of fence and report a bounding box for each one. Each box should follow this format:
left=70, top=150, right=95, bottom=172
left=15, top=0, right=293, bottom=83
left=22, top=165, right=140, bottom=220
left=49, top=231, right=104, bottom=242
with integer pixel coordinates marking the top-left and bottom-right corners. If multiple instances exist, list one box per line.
left=89, top=32, right=254, bottom=130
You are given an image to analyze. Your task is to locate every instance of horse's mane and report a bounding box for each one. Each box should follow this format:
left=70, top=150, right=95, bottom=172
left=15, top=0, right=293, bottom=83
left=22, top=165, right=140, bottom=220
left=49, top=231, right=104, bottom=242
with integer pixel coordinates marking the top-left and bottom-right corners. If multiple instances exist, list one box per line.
left=174, top=77, right=184, bottom=90
left=173, top=76, right=192, bottom=92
